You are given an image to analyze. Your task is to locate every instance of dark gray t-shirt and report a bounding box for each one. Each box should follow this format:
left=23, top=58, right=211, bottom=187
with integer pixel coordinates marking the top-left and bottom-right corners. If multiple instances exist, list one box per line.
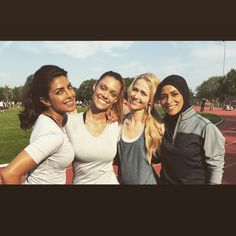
left=117, top=129, right=159, bottom=185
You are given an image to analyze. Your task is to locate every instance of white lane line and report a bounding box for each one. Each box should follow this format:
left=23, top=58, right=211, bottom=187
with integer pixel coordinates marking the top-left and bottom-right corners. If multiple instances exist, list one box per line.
left=225, top=141, right=236, bottom=146
left=0, top=163, right=9, bottom=168
left=224, top=162, right=236, bottom=169
left=222, top=130, right=236, bottom=134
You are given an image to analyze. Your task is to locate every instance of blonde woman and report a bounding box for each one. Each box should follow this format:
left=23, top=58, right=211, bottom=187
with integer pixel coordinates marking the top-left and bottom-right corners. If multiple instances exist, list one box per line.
left=117, top=73, right=164, bottom=184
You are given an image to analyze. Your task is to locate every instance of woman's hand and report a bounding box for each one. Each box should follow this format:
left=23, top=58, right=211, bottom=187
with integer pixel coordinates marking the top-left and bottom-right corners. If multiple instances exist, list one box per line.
left=0, top=150, right=36, bottom=184
left=106, top=109, right=118, bottom=124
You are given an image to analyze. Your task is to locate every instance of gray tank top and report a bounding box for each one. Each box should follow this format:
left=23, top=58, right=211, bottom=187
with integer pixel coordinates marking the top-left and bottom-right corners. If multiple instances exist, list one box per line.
left=117, top=130, right=159, bottom=184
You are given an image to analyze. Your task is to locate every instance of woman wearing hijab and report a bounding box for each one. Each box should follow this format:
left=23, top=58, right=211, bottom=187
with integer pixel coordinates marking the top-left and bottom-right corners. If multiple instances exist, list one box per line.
left=155, top=75, right=225, bottom=185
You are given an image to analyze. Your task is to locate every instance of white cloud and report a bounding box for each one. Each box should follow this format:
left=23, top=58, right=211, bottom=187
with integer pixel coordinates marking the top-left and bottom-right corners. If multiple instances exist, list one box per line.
left=0, top=41, right=13, bottom=54
left=191, top=44, right=225, bottom=61
left=17, top=42, right=43, bottom=54
left=116, top=61, right=151, bottom=78
left=42, top=41, right=134, bottom=59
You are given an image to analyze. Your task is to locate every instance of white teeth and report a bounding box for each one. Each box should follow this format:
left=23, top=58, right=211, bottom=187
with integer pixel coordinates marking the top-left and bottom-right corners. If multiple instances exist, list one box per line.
left=132, top=100, right=140, bottom=104
left=98, top=98, right=107, bottom=104
left=166, top=105, right=176, bottom=110
left=66, top=100, right=73, bottom=104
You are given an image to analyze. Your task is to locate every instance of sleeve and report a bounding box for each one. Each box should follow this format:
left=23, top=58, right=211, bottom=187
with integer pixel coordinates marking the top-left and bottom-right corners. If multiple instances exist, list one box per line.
left=203, top=123, right=225, bottom=184
left=24, top=132, right=64, bottom=164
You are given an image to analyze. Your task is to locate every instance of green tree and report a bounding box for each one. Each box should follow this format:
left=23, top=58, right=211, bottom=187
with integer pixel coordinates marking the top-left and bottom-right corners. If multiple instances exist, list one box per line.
left=12, top=86, right=23, bottom=103
left=3, top=86, right=13, bottom=103
left=123, top=77, right=134, bottom=99
left=0, top=87, right=4, bottom=101
left=225, top=69, right=236, bottom=96
left=195, top=76, right=222, bottom=100
left=77, top=79, right=96, bottom=102
left=216, top=69, right=236, bottom=105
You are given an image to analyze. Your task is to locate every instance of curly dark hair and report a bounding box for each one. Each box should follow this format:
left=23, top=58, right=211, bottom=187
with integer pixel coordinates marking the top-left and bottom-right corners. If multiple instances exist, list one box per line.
left=19, top=65, right=68, bottom=129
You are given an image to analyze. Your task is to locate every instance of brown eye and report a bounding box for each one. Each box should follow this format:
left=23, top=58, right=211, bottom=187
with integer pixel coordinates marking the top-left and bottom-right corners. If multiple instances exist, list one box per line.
left=141, top=91, right=147, bottom=96
left=56, top=90, right=63, bottom=95
left=111, top=92, right=118, bottom=98
left=160, top=95, right=166, bottom=100
left=172, top=92, right=179, bottom=97
left=100, top=84, right=106, bottom=90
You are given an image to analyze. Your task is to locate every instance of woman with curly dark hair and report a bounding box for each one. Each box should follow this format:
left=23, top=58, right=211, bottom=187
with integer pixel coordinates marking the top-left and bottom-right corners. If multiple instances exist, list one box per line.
left=1, top=65, right=76, bottom=184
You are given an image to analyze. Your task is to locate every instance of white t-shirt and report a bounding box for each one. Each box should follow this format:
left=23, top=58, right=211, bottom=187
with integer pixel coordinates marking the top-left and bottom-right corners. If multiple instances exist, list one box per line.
left=24, top=114, right=75, bottom=184
left=66, top=113, right=120, bottom=184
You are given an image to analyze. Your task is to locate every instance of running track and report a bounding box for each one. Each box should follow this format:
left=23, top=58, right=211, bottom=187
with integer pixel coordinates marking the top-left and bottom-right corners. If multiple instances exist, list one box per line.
left=0, top=105, right=235, bottom=184
left=202, top=106, right=236, bottom=184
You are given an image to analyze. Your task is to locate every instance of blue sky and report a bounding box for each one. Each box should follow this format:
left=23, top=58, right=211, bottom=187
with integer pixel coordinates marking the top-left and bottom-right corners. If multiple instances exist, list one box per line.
left=0, top=41, right=236, bottom=92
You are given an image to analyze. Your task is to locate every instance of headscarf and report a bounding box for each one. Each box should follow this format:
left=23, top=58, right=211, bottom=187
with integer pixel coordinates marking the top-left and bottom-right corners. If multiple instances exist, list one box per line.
left=155, top=75, right=191, bottom=138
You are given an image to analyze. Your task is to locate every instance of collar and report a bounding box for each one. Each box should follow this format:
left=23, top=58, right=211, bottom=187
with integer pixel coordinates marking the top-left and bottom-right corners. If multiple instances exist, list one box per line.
left=178, top=106, right=195, bottom=121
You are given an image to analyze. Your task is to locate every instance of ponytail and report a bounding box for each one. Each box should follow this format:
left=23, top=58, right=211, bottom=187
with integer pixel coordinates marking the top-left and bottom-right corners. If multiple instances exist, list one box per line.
left=18, top=77, right=47, bottom=129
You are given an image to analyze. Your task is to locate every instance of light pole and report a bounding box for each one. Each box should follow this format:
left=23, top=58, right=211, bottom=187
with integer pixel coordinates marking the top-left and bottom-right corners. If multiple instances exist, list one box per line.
left=223, top=41, right=227, bottom=106
left=222, top=41, right=226, bottom=77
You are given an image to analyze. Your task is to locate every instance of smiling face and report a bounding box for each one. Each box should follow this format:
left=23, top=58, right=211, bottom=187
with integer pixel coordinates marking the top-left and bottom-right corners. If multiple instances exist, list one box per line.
left=41, top=75, right=76, bottom=114
left=159, top=85, right=184, bottom=116
left=129, top=78, right=151, bottom=111
left=92, top=75, right=122, bottom=112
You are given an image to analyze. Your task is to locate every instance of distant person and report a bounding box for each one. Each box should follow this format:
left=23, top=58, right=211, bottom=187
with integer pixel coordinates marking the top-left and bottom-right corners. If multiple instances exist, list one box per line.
left=224, top=104, right=233, bottom=111
left=0, top=101, right=5, bottom=113
left=117, top=73, right=164, bottom=184
left=65, top=71, right=125, bottom=184
left=209, top=99, right=215, bottom=111
left=0, top=65, right=76, bottom=184
left=155, top=75, right=225, bottom=184
left=200, top=98, right=206, bottom=112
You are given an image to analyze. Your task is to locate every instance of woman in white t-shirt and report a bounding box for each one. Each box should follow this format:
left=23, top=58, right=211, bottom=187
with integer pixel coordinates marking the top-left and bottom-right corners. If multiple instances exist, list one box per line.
left=66, top=71, right=125, bottom=184
left=0, top=65, right=76, bottom=184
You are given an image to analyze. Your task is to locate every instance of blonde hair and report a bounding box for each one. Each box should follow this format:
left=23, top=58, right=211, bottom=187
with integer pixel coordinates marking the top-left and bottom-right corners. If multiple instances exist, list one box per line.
left=128, top=73, right=165, bottom=164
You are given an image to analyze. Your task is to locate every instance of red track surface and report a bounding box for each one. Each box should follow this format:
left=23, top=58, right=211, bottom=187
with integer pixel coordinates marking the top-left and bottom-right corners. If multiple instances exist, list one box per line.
left=0, top=105, right=235, bottom=184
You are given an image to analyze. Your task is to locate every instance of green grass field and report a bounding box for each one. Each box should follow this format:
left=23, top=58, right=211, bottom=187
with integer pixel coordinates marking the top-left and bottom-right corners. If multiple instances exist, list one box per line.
left=198, top=112, right=222, bottom=124
left=157, top=107, right=222, bottom=124
left=0, top=106, right=221, bottom=164
left=0, top=107, right=87, bottom=164
left=0, top=108, right=31, bottom=164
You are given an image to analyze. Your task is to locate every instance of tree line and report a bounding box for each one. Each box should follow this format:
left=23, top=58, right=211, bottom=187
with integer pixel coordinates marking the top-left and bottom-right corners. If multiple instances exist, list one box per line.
left=1, top=68, right=235, bottom=106
left=195, top=68, right=236, bottom=106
